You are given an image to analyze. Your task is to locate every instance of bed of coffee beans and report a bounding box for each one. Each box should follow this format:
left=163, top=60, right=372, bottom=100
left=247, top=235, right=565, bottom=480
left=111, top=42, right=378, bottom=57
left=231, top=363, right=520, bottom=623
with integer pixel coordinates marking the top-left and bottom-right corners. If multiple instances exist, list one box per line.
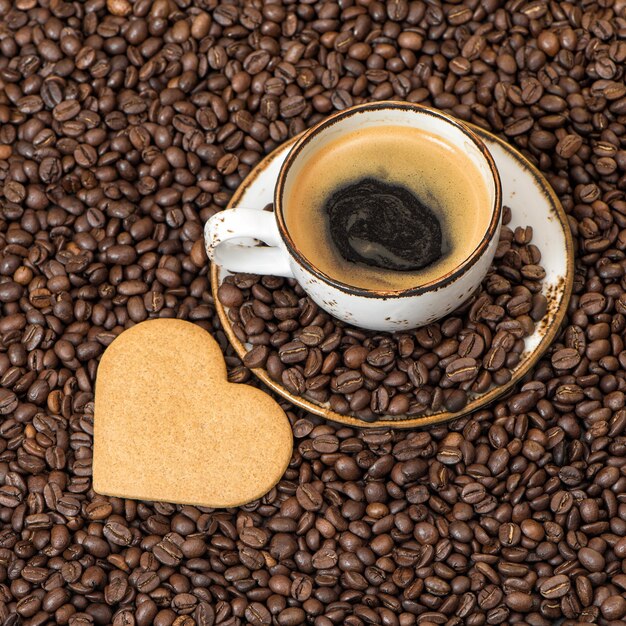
left=1, top=0, right=626, bottom=625
left=218, top=206, right=548, bottom=420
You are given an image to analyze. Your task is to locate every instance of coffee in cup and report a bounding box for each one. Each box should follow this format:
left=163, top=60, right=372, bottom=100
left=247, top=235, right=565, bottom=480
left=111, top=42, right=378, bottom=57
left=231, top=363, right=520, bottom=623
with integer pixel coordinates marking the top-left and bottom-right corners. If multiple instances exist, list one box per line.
left=285, top=124, right=492, bottom=291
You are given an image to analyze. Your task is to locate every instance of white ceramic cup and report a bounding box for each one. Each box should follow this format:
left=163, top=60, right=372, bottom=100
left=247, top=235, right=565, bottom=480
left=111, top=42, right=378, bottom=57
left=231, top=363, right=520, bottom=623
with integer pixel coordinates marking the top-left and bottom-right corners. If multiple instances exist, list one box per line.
left=205, top=102, right=502, bottom=331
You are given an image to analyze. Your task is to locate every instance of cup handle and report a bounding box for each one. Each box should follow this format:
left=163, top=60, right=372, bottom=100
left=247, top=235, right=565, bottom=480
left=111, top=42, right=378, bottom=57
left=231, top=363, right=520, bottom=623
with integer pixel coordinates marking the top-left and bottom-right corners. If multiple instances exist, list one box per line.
left=204, top=209, right=294, bottom=278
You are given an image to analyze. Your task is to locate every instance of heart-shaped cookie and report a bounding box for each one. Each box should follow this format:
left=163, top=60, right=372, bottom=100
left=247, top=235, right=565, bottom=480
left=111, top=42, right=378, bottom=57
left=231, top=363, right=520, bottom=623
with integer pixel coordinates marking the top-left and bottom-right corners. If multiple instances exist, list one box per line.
left=93, top=319, right=293, bottom=508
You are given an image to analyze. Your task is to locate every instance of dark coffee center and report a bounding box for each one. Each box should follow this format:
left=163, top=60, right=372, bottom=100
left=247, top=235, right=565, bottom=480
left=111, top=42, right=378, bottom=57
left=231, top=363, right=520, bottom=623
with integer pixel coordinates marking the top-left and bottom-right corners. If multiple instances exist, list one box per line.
left=324, top=177, right=443, bottom=272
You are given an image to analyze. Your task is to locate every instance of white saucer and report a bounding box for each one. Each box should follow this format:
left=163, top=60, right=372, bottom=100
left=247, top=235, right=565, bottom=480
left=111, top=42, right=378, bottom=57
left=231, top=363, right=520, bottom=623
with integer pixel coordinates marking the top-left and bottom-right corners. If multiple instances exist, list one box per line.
left=211, top=126, right=574, bottom=429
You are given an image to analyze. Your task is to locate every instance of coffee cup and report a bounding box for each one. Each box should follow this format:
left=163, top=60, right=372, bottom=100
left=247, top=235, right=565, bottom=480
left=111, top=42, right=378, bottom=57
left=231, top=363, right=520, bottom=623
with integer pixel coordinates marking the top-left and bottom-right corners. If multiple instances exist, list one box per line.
left=205, top=102, right=502, bottom=331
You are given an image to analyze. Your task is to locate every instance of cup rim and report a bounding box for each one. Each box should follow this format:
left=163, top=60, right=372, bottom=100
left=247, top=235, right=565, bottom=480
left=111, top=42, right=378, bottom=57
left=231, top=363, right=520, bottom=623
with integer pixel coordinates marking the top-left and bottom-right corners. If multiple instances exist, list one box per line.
left=274, top=101, right=503, bottom=298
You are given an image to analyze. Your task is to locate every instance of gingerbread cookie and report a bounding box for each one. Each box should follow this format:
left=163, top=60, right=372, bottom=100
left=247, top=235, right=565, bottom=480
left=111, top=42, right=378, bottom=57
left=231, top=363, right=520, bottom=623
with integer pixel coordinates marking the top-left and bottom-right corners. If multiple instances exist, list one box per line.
left=93, top=319, right=293, bottom=508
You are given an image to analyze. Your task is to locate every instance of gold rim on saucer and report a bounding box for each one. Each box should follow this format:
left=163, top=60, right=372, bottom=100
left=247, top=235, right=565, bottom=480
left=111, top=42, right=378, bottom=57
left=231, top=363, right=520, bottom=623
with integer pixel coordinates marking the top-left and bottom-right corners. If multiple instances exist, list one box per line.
left=211, top=124, right=574, bottom=429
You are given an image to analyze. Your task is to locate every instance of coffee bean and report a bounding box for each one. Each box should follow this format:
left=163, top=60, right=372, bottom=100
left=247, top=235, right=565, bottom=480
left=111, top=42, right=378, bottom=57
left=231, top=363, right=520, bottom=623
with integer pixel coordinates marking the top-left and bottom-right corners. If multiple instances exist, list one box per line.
left=218, top=284, right=244, bottom=307
left=601, top=596, right=626, bottom=620
left=53, top=100, right=80, bottom=122
left=280, top=96, right=306, bottom=118
left=445, top=357, right=478, bottom=383
left=153, top=539, right=183, bottom=566
left=277, top=607, right=306, bottom=626
left=240, top=526, right=269, bottom=549
left=540, top=575, right=571, bottom=599
left=504, top=116, right=534, bottom=136
left=298, top=325, right=324, bottom=347
left=278, top=341, right=308, bottom=364
left=407, top=360, right=429, bottom=388
left=483, top=347, right=506, bottom=371
left=74, top=144, right=98, bottom=168
left=505, top=591, right=532, bottom=612
left=367, top=345, right=396, bottom=367
left=296, top=483, right=323, bottom=511
left=551, top=347, right=581, bottom=369
left=498, top=522, right=521, bottom=546
left=461, top=482, right=486, bottom=504
left=245, top=602, right=271, bottom=626
left=103, top=521, right=133, bottom=546
left=370, top=386, right=390, bottom=413
left=0, top=485, right=22, bottom=507
left=333, top=370, right=364, bottom=394
left=311, top=546, right=337, bottom=569
left=458, top=332, right=485, bottom=358
left=444, top=389, right=468, bottom=412
left=243, top=345, right=270, bottom=369
left=282, top=367, right=305, bottom=395
left=343, top=346, right=369, bottom=368
left=0, top=388, right=18, bottom=414
left=578, top=547, right=605, bottom=572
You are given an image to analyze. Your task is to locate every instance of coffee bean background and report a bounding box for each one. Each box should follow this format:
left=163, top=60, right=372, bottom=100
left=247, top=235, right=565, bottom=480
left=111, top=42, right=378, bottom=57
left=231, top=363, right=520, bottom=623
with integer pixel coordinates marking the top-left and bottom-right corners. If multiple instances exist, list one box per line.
left=220, top=206, right=548, bottom=421
left=0, top=1, right=626, bottom=626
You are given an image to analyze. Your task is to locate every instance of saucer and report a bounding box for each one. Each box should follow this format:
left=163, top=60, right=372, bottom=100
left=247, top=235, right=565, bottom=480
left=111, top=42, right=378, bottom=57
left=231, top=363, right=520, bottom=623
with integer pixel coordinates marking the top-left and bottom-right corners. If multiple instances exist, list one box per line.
left=210, top=126, right=574, bottom=429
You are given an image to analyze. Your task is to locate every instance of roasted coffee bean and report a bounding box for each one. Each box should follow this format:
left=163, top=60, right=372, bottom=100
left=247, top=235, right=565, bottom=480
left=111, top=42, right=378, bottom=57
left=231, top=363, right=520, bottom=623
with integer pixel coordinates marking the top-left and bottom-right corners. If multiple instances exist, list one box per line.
left=333, top=370, right=364, bottom=394
left=278, top=341, right=308, bottom=364
left=296, top=484, right=323, bottom=511
left=243, top=345, right=270, bottom=369
left=0, top=389, right=18, bottom=414
left=551, top=347, right=581, bottom=370
left=445, top=357, right=479, bottom=382
left=578, top=547, right=605, bottom=572
left=407, top=360, right=429, bottom=388
left=498, top=522, right=521, bottom=546
left=245, top=602, right=271, bottom=626
left=458, top=332, right=485, bottom=358
left=540, top=575, right=571, bottom=599
left=299, top=326, right=325, bottom=347
left=282, top=367, right=305, bottom=395
left=218, top=284, right=244, bottom=308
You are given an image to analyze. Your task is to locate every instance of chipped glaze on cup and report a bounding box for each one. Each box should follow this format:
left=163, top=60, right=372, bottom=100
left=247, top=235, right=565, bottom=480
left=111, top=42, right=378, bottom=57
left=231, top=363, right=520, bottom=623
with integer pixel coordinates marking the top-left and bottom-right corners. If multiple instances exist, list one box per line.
left=205, top=102, right=502, bottom=331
